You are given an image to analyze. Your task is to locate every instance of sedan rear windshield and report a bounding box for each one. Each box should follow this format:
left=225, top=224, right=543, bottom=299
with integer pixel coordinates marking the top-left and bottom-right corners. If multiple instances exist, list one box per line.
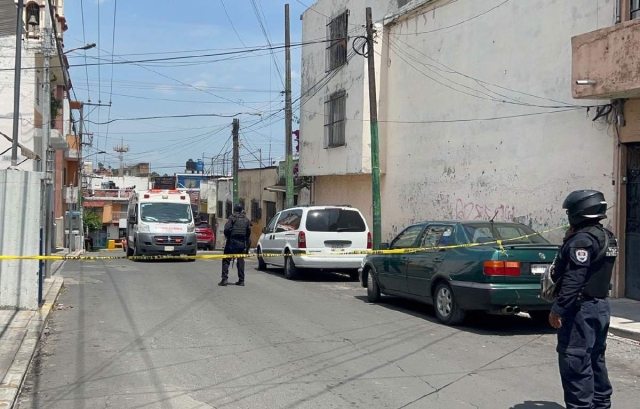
left=463, top=223, right=549, bottom=244
left=305, top=209, right=366, bottom=232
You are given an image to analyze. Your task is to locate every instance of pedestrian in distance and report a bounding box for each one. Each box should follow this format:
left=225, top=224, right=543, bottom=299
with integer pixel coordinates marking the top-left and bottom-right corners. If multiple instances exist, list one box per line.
left=549, top=190, right=618, bottom=409
left=219, top=203, right=252, bottom=287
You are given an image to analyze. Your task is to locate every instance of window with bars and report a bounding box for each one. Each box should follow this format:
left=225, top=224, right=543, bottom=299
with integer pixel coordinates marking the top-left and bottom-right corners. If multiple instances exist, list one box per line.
left=326, top=11, right=349, bottom=71
left=264, top=201, right=276, bottom=223
left=324, top=90, right=347, bottom=148
left=250, top=200, right=261, bottom=222
left=217, top=201, right=223, bottom=218
left=225, top=201, right=232, bottom=218
left=632, top=0, right=640, bottom=20
left=397, top=0, right=411, bottom=8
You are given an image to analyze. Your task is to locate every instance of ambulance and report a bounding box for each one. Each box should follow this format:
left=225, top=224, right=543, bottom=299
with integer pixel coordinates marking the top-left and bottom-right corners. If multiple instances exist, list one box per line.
left=126, top=189, right=197, bottom=260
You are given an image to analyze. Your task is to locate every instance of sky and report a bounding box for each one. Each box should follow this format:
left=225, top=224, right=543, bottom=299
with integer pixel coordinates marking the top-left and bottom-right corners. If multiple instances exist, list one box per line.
left=64, top=0, right=309, bottom=175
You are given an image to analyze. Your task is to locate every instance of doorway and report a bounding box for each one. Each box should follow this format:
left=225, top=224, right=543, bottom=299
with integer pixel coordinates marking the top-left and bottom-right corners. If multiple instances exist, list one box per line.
left=626, top=143, right=640, bottom=300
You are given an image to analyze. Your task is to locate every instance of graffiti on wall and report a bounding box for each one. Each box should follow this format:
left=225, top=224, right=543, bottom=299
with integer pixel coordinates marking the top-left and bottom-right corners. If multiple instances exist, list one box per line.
left=454, top=199, right=516, bottom=221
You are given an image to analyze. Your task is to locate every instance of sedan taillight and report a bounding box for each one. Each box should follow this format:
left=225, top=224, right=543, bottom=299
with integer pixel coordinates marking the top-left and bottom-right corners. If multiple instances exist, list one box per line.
left=483, top=261, right=520, bottom=276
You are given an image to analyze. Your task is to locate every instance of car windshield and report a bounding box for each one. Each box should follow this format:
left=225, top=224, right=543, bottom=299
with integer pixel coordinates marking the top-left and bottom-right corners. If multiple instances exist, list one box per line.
left=463, top=223, right=550, bottom=244
left=140, top=203, right=192, bottom=223
left=305, top=209, right=366, bottom=232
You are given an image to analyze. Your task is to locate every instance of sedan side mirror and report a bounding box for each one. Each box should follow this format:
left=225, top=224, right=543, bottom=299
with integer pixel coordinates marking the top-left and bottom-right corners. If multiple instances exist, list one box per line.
left=262, top=227, right=268, bottom=234
left=379, top=242, right=389, bottom=250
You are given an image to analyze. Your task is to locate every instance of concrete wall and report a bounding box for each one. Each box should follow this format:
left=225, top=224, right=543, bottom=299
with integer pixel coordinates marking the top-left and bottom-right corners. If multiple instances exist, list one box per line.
left=0, top=36, right=39, bottom=172
left=0, top=170, right=44, bottom=310
left=300, top=0, right=618, bottom=244
left=299, top=0, right=394, bottom=177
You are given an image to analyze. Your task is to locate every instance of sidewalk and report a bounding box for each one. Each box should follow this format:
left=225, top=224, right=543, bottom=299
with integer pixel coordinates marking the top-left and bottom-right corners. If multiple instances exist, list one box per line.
left=0, top=276, right=64, bottom=408
left=609, top=298, right=640, bottom=342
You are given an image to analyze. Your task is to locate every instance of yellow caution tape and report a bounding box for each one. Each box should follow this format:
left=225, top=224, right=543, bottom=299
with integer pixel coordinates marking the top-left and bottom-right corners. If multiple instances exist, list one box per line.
left=0, top=224, right=568, bottom=261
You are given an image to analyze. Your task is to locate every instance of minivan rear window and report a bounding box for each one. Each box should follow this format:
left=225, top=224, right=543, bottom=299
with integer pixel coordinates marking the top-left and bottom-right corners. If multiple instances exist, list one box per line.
left=305, top=209, right=366, bottom=232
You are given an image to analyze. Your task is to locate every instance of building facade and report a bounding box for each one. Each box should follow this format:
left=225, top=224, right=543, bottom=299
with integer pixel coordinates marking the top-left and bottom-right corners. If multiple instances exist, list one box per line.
left=299, top=0, right=640, bottom=299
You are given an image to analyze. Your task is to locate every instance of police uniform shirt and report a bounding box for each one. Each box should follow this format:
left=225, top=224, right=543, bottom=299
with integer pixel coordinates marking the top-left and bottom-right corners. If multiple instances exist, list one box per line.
left=551, top=232, right=599, bottom=318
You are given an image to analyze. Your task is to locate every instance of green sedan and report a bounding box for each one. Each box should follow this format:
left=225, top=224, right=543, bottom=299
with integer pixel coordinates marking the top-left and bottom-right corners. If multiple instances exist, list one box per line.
left=359, top=221, right=559, bottom=326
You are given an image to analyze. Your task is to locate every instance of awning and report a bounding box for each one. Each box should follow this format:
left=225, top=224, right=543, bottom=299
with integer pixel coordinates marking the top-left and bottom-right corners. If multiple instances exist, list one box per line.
left=264, top=185, right=302, bottom=194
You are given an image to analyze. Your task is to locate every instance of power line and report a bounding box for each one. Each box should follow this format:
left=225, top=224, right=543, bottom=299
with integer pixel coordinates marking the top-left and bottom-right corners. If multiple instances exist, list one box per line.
left=79, top=0, right=91, bottom=101
left=219, top=0, right=247, bottom=47
left=390, top=0, right=509, bottom=36
left=104, top=0, right=118, bottom=162
left=86, top=112, right=263, bottom=125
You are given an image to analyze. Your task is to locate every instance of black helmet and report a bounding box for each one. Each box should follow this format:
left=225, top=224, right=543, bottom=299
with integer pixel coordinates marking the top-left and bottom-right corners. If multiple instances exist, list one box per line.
left=562, top=190, right=607, bottom=226
left=233, top=203, right=243, bottom=213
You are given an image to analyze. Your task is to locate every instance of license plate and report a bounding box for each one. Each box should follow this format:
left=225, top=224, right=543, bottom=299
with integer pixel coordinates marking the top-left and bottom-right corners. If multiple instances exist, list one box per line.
left=531, top=264, right=548, bottom=275
left=164, top=246, right=175, bottom=252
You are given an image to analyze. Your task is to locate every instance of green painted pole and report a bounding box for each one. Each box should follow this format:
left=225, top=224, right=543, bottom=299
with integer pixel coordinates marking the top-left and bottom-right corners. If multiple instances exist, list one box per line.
left=366, top=7, right=382, bottom=249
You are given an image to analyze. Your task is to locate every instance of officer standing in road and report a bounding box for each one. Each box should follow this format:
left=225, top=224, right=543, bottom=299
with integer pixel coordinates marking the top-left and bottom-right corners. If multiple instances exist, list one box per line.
left=549, top=190, right=618, bottom=409
left=219, top=203, right=252, bottom=287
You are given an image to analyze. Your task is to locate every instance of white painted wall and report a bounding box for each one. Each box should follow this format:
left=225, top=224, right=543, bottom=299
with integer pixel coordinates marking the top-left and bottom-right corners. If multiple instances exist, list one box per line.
left=0, top=36, right=40, bottom=171
left=299, top=1, right=393, bottom=177
left=0, top=170, right=44, bottom=310
left=301, top=0, right=618, bottom=243
left=89, top=176, right=151, bottom=190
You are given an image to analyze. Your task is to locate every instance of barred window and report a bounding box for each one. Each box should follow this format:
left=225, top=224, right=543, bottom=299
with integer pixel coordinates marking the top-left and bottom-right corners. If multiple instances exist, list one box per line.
left=225, top=201, right=232, bottom=218
left=217, top=201, right=223, bottom=218
left=632, top=0, right=640, bottom=20
left=324, top=90, right=347, bottom=148
left=326, top=11, right=349, bottom=71
left=264, top=201, right=276, bottom=222
left=398, top=0, right=411, bottom=8
left=250, top=200, right=260, bottom=222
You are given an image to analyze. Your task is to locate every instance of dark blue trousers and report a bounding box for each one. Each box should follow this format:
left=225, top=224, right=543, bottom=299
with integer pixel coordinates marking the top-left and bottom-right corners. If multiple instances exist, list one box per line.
left=557, top=299, right=612, bottom=409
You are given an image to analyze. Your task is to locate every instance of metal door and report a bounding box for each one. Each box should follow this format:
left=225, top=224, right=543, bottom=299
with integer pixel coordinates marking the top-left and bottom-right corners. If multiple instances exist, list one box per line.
left=626, top=144, right=640, bottom=300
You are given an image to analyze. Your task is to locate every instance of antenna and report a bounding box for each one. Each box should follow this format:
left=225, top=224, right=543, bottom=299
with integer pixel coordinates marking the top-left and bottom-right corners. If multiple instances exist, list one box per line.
left=113, top=137, right=129, bottom=176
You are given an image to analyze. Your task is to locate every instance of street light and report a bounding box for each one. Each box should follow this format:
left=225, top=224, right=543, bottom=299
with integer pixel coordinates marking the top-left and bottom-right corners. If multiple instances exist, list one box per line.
left=64, top=43, right=96, bottom=55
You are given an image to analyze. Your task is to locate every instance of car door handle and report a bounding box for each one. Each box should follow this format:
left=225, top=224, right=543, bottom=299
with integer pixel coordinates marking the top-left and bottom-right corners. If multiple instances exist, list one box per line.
left=433, top=257, right=443, bottom=263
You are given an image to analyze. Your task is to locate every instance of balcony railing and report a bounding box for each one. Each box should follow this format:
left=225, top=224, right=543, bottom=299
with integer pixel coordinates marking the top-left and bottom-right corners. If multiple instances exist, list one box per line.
left=112, top=212, right=128, bottom=223
left=84, top=189, right=132, bottom=200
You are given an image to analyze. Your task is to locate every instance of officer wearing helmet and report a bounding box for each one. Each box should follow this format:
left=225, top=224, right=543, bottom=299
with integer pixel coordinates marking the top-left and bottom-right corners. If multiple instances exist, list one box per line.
left=219, top=203, right=252, bottom=287
left=550, top=190, right=618, bottom=409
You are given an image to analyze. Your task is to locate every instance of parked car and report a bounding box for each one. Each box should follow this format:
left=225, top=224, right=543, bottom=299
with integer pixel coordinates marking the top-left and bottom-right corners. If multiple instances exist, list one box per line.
left=196, top=222, right=215, bottom=250
left=256, top=205, right=371, bottom=280
left=359, top=221, right=559, bottom=326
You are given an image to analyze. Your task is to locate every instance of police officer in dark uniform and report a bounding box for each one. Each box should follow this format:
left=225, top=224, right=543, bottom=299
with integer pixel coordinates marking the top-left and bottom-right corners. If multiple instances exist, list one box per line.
left=550, top=190, right=618, bottom=409
left=219, top=203, right=252, bottom=286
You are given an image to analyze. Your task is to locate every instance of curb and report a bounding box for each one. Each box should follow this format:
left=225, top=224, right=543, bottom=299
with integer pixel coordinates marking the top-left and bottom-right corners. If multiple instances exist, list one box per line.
left=0, top=277, right=64, bottom=408
left=609, top=322, right=640, bottom=343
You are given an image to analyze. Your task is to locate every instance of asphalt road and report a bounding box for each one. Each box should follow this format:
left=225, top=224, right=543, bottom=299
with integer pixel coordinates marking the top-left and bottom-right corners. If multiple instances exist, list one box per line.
left=16, top=252, right=640, bottom=409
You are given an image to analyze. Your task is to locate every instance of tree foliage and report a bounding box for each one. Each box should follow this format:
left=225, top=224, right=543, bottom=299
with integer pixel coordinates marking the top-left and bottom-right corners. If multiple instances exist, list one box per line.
left=83, top=211, right=102, bottom=232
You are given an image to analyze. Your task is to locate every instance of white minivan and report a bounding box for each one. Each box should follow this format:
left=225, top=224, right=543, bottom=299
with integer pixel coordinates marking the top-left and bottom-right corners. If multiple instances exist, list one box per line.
left=256, top=205, right=371, bottom=280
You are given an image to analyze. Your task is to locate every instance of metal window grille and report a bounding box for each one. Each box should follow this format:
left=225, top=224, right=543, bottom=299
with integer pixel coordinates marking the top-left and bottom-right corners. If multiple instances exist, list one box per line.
left=632, top=0, right=640, bottom=20
left=398, top=0, right=411, bottom=8
left=217, top=201, right=223, bottom=218
left=326, top=11, right=349, bottom=71
left=239, top=199, right=246, bottom=214
left=265, top=201, right=276, bottom=222
left=324, top=90, right=347, bottom=148
left=225, top=201, right=232, bottom=218
left=251, top=200, right=260, bottom=222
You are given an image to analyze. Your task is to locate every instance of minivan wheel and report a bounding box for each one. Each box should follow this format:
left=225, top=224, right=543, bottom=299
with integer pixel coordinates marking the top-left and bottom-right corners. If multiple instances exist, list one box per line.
left=284, top=256, right=299, bottom=280
left=434, top=283, right=466, bottom=326
left=367, top=272, right=381, bottom=303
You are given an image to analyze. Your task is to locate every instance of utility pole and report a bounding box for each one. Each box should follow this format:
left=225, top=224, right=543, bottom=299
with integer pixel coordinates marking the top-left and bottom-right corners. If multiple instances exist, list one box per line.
left=11, top=0, right=25, bottom=167
left=284, top=4, right=294, bottom=209
left=42, top=7, right=54, bottom=277
left=366, top=7, right=382, bottom=249
left=232, top=118, right=240, bottom=205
